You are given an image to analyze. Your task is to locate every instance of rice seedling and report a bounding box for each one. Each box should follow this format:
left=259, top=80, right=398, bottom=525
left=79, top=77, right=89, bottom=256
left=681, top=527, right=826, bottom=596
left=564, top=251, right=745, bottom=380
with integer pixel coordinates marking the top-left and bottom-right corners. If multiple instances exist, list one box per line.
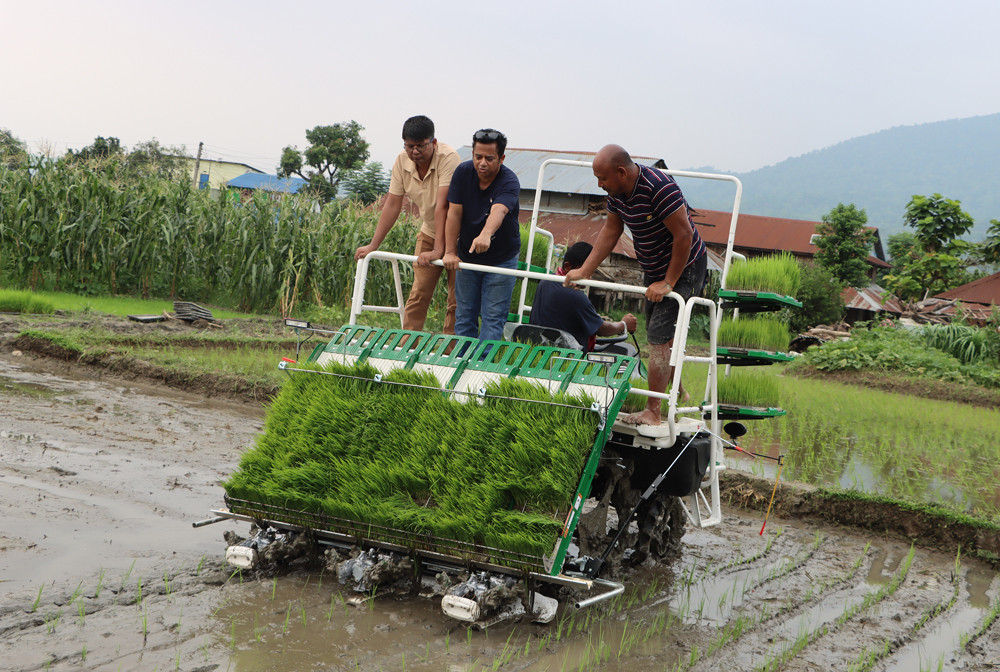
left=69, top=581, right=84, bottom=604
left=717, top=370, right=781, bottom=408
left=724, top=252, right=801, bottom=297
left=120, top=559, right=136, bottom=592
left=77, top=600, right=86, bottom=626
left=94, top=569, right=106, bottom=598
left=717, top=315, right=791, bottom=352
left=223, top=363, right=602, bottom=566
left=31, top=585, right=43, bottom=612
left=0, top=289, right=55, bottom=314
left=45, top=610, right=62, bottom=634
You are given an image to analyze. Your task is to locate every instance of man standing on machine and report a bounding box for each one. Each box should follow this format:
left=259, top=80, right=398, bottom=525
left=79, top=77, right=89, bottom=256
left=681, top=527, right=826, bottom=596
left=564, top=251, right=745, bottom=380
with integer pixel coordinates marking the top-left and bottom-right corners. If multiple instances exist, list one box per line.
left=355, top=115, right=461, bottom=333
left=564, top=144, right=707, bottom=425
left=530, top=241, right=637, bottom=352
left=442, top=129, right=521, bottom=342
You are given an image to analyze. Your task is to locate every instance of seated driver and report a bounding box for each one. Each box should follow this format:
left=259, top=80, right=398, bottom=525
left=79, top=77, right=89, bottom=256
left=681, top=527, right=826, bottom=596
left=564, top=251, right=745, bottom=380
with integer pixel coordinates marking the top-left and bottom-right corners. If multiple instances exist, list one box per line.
left=529, top=242, right=636, bottom=352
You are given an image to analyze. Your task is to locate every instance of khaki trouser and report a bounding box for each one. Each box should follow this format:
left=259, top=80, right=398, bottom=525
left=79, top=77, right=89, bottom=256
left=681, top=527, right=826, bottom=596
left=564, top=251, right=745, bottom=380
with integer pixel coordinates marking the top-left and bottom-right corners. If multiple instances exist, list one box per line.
left=403, top=231, right=456, bottom=334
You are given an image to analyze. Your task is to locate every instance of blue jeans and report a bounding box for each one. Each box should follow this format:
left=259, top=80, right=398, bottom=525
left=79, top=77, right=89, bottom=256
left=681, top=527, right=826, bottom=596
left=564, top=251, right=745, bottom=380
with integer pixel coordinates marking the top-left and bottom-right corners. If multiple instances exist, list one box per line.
left=454, top=255, right=518, bottom=341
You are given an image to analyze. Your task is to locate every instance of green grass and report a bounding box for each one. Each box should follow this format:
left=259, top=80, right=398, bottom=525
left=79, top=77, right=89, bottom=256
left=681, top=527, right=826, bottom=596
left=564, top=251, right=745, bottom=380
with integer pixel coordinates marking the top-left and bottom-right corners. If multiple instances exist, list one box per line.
left=19, top=290, right=257, bottom=320
left=124, top=344, right=289, bottom=385
left=16, top=326, right=292, bottom=389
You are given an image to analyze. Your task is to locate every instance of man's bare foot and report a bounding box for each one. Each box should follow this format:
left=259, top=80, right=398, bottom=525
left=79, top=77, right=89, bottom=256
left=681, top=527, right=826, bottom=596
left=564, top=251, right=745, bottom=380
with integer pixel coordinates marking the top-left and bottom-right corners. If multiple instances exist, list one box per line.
left=620, top=409, right=661, bottom=426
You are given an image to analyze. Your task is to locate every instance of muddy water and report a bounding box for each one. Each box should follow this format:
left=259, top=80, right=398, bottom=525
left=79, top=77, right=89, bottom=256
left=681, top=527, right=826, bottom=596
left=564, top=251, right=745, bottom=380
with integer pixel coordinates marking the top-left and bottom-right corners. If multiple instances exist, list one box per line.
left=1, top=353, right=998, bottom=672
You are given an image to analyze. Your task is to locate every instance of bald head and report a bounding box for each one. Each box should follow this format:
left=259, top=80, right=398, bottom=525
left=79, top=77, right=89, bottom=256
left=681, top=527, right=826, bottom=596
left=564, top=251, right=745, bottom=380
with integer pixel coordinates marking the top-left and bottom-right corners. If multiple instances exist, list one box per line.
left=593, top=144, right=637, bottom=199
left=594, top=144, right=633, bottom=171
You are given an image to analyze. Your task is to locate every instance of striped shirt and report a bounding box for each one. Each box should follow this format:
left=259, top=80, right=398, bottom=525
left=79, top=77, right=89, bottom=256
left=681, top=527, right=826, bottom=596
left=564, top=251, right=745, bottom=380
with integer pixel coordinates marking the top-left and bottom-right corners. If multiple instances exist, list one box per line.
left=606, top=165, right=706, bottom=282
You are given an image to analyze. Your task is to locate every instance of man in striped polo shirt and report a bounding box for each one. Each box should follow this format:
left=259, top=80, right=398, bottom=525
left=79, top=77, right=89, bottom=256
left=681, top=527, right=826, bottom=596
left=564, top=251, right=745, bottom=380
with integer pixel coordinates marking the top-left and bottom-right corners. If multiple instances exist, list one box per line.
left=564, top=144, right=707, bottom=426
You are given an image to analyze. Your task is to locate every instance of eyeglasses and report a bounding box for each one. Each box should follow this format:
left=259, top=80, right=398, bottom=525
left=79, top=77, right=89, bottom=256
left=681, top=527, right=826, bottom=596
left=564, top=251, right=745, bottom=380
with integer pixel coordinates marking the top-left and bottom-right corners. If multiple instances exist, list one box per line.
left=403, top=139, right=432, bottom=152
left=473, top=130, right=505, bottom=143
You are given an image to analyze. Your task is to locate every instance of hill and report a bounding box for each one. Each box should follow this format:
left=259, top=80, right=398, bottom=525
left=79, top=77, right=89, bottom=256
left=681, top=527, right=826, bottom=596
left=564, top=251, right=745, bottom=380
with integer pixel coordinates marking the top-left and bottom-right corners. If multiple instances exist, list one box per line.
left=677, top=113, right=1000, bottom=242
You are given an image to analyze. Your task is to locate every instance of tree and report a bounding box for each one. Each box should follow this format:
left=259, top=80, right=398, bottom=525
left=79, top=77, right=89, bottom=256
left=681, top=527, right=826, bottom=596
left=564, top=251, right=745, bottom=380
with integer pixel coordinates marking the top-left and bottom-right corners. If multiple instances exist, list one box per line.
left=342, top=161, right=390, bottom=205
left=70, top=136, right=124, bottom=162
left=126, top=139, right=188, bottom=179
left=787, top=263, right=845, bottom=332
left=903, top=193, right=974, bottom=254
left=814, top=203, right=875, bottom=288
left=886, top=232, right=918, bottom=266
left=0, top=128, right=29, bottom=167
left=279, top=121, right=369, bottom=201
left=981, top=219, right=1000, bottom=269
left=883, top=194, right=977, bottom=301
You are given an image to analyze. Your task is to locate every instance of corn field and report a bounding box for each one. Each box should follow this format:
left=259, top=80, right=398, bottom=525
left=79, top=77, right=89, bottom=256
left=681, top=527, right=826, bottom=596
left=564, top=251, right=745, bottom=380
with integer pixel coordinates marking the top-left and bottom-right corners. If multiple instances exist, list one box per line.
left=0, top=158, right=420, bottom=314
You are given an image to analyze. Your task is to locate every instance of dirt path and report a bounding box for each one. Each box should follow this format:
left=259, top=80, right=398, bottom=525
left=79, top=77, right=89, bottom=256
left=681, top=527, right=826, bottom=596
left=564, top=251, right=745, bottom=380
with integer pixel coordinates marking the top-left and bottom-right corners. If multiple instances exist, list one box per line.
left=1, top=352, right=998, bottom=672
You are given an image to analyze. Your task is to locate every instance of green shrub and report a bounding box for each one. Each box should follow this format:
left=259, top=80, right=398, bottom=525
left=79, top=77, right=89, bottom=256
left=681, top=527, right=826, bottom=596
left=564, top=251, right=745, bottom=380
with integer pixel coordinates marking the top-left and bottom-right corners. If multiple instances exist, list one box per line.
left=784, top=263, right=845, bottom=332
left=793, top=324, right=1000, bottom=389
left=923, top=323, right=1000, bottom=365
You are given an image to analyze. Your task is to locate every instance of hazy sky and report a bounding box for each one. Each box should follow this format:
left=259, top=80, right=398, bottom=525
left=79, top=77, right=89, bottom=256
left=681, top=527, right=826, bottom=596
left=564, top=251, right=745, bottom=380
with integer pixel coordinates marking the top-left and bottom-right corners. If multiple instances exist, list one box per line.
left=3, top=0, right=999, bottom=175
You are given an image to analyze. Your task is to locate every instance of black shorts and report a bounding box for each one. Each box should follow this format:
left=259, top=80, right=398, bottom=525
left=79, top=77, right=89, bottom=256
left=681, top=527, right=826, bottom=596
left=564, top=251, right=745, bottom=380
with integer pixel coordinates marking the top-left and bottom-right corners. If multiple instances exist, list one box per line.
left=644, top=254, right=708, bottom=345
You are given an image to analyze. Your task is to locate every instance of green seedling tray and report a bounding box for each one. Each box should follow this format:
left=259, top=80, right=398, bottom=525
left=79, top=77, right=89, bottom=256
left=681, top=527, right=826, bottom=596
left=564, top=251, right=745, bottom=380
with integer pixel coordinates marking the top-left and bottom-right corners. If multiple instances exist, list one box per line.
left=709, top=404, right=787, bottom=420
left=716, top=346, right=795, bottom=366
left=466, top=340, right=532, bottom=375
left=367, top=329, right=432, bottom=367
left=317, top=324, right=385, bottom=361
left=719, top=289, right=803, bottom=312
left=517, top=346, right=584, bottom=389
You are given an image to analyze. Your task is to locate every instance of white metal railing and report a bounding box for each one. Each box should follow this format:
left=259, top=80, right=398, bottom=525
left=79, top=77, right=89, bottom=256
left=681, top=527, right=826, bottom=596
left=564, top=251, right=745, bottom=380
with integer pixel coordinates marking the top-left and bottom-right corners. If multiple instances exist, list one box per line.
left=348, top=160, right=743, bottom=529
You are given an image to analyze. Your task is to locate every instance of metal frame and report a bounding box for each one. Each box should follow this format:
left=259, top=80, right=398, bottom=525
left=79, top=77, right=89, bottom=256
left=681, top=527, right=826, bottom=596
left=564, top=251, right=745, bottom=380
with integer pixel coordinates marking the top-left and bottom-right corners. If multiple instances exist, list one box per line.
left=346, top=162, right=744, bottom=531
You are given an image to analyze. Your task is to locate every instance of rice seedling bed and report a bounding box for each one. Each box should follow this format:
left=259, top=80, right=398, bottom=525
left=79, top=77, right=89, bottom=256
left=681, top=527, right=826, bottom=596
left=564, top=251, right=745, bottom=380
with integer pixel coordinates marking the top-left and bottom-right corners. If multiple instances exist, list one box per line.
left=223, top=363, right=601, bottom=571
left=0, top=289, right=55, bottom=314
left=717, top=315, right=792, bottom=352
left=724, top=252, right=802, bottom=298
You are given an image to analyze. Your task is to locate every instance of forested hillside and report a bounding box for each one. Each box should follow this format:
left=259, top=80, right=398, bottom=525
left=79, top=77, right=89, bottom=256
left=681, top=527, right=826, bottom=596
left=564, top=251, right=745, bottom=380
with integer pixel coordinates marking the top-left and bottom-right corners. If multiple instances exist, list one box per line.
left=677, top=113, right=1000, bottom=241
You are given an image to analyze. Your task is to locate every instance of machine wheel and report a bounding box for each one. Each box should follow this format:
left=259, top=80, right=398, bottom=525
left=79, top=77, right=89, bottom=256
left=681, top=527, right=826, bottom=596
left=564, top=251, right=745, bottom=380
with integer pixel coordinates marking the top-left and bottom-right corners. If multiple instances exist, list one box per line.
left=576, top=447, right=687, bottom=575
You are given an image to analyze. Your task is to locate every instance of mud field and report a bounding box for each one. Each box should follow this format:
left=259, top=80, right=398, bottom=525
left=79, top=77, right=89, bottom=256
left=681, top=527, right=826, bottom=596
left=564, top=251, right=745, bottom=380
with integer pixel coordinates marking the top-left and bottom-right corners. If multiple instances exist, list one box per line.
left=1, top=350, right=999, bottom=672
